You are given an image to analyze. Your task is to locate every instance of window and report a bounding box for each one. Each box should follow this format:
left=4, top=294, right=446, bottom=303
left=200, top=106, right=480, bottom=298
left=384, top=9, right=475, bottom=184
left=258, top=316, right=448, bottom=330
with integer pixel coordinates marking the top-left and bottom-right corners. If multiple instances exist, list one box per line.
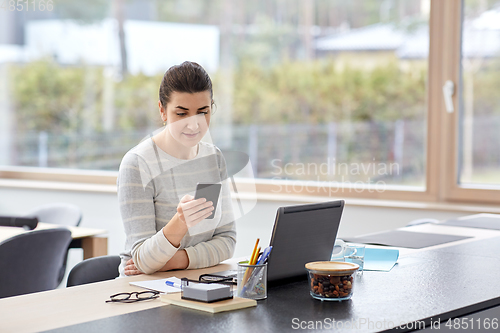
left=0, top=0, right=499, bottom=205
left=459, top=1, right=500, bottom=188
left=433, top=0, right=500, bottom=204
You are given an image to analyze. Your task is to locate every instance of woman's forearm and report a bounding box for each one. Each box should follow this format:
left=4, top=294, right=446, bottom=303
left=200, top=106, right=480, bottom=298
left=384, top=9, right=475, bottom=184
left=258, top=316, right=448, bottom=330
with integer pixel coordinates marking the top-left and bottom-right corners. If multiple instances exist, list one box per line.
left=159, top=249, right=189, bottom=271
left=158, top=213, right=189, bottom=271
left=181, top=221, right=236, bottom=270
left=125, top=249, right=189, bottom=275
left=162, top=212, right=188, bottom=248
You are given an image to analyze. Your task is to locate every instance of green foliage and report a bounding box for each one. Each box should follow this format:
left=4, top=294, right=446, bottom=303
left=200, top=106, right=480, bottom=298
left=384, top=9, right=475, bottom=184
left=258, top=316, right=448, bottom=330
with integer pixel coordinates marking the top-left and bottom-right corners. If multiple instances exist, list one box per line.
left=115, top=72, right=163, bottom=130
left=234, top=15, right=299, bottom=67
left=11, top=60, right=162, bottom=135
left=470, top=59, right=500, bottom=116
left=156, top=0, right=218, bottom=24
left=12, top=59, right=87, bottom=133
left=231, top=58, right=427, bottom=125
left=464, top=0, right=500, bottom=18
left=11, top=56, right=498, bottom=135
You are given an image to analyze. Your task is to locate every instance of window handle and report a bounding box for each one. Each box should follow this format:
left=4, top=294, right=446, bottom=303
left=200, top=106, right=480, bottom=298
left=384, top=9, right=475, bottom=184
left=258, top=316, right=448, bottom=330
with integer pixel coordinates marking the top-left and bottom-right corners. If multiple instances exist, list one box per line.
left=442, top=80, right=455, bottom=113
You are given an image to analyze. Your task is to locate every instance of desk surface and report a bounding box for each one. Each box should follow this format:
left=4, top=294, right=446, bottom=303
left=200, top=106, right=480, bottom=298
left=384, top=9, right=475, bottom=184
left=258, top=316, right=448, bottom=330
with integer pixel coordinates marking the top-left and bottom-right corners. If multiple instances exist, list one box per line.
left=45, top=246, right=500, bottom=333
left=0, top=261, right=236, bottom=333
left=1, top=224, right=500, bottom=333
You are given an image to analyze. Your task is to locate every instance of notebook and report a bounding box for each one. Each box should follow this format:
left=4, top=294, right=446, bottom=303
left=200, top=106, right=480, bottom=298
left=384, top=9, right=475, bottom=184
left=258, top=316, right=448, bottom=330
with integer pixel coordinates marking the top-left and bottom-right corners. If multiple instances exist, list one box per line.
left=160, top=293, right=256, bottom=313
left=129, top=277, right=183, bottom=293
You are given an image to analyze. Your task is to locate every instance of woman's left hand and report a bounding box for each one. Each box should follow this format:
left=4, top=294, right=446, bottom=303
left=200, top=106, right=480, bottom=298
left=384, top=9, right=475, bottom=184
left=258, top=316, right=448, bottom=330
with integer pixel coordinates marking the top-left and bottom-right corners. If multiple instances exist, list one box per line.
left=124, top=259, right=143, bottom=276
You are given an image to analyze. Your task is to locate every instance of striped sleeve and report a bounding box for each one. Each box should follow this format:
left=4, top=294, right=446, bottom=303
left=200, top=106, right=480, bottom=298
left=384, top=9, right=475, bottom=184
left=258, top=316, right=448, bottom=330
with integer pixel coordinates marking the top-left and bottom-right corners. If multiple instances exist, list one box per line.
left=184, top=221, right=236, bottom=269
left=118, top=152, right=178, bottom=274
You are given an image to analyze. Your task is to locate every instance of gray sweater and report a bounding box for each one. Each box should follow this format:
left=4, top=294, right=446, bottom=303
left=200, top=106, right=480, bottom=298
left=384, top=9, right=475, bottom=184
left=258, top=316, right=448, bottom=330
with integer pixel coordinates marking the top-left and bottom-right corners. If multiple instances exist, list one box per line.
left=117, top=138, right=236, bottom=276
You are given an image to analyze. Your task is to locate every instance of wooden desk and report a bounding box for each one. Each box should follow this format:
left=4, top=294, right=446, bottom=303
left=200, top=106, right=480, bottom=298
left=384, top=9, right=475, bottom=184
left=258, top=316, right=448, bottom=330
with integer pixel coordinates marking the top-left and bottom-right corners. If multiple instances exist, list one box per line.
left=0, top=261, right=236, bottom=333
left=0, top=223, right=108, bottom=259
left=2, top=223, right=500, bottom=333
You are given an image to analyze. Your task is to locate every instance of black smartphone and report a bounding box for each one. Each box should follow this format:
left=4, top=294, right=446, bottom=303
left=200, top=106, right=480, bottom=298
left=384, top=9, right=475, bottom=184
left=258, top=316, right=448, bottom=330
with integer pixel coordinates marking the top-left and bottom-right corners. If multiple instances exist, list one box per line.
left=194, top=183, right=222, bottom=219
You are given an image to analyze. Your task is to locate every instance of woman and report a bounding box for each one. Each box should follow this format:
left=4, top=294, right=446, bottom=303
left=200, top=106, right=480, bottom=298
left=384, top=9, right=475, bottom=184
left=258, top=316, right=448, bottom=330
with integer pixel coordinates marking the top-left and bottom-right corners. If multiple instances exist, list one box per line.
left=117, top=61, right=236, bottom=277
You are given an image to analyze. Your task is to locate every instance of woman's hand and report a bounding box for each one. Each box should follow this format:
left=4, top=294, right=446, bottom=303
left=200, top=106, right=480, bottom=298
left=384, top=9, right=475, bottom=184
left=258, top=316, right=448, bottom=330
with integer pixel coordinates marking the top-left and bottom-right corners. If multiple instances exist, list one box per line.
left=176, top=194, right=214, bottom=228
left=162, top=194, right=214, bottom=248
left=124, top=259, right=143, bottom=276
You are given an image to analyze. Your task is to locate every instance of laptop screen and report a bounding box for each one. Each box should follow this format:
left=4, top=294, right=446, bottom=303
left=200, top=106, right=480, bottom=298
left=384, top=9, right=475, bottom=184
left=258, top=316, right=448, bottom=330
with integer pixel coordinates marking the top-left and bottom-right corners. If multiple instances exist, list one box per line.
left=266, top=200, right=344, bottom=282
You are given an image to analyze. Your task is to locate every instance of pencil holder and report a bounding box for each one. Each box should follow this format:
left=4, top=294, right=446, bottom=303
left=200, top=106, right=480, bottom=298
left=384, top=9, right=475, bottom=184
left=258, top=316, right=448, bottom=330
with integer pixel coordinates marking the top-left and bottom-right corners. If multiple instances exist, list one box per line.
left=236, top=261, right=267, bottom=300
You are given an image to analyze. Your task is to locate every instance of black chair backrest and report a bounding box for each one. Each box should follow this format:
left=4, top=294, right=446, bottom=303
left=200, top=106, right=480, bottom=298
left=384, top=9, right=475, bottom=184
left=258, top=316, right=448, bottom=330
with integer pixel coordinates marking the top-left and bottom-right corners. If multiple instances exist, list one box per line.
left=0, top=228, right=72, bottom=299
left=25, top=203, right=82, bottom=227
left=67, top=255, right=121, bottom=287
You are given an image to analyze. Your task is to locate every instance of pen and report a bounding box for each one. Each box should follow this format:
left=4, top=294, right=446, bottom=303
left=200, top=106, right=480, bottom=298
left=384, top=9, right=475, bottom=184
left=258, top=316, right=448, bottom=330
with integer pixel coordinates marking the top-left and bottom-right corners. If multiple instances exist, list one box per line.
left=165, top=281, right=182, bottom=289
left=256, top=246, right=272, bottom=265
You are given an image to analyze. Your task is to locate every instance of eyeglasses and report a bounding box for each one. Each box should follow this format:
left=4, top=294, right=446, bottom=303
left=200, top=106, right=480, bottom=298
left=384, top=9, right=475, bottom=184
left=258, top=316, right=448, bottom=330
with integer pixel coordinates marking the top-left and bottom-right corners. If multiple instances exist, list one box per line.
left=106, top=291, right=159, bottom=303
left=197, top=274, right=236, bottom=285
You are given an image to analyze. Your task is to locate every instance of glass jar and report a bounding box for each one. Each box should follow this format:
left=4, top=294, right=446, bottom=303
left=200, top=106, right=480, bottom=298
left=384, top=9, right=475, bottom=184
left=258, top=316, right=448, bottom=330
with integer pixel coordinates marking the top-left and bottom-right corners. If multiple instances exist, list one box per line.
left=305, top=261, right=359, bottom=301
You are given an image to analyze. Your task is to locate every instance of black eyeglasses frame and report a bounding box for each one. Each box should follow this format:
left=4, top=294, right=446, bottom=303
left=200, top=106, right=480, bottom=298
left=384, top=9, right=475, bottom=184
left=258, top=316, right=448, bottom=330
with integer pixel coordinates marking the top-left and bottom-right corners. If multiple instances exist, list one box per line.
left=105, top=290, right=160, bottom=303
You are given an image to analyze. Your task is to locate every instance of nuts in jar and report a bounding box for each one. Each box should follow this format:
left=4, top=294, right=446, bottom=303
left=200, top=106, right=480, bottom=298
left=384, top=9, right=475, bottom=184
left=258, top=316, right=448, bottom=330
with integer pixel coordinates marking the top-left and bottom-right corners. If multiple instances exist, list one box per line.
left=305, top=261, right=359, bottom=301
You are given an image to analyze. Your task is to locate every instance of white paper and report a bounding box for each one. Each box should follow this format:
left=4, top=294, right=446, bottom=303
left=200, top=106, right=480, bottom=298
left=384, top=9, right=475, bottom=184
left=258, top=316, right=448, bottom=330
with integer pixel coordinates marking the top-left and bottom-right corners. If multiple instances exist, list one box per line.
left=129, top=277, right=183, bottom=294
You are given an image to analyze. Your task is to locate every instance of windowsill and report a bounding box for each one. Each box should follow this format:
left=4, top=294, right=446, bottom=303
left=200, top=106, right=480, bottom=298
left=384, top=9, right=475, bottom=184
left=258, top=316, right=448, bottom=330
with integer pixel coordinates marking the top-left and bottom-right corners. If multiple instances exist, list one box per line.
left=233, top=191, right=500, bottom=214
left=0, top=179, right=117, bottom=193
left=2, top=178, right=500, bottom=214
left=0, top=166, right=118, bottom=185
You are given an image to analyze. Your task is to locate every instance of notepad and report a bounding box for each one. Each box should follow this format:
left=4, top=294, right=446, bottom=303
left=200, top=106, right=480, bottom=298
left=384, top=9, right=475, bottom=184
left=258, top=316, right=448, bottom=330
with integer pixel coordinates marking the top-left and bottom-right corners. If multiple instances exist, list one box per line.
left=182, top=283, right=232, bottom=303
left=160, top=293, right=257, bottom=313
left=130, top=277, right=183, bottom=294
left=363, top=248, right=399, bottom=272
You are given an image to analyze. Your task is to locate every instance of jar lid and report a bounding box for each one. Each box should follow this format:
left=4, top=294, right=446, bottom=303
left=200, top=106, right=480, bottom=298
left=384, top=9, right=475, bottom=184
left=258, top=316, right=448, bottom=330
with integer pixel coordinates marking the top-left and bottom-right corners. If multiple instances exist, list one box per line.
left=305, top=261, right=359, bottom=273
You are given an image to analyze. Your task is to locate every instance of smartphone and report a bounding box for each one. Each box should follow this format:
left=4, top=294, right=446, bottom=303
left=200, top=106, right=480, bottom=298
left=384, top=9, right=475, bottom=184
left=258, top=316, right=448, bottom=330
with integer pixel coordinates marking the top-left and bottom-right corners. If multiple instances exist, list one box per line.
left=194, top=183, right=222, bottom=219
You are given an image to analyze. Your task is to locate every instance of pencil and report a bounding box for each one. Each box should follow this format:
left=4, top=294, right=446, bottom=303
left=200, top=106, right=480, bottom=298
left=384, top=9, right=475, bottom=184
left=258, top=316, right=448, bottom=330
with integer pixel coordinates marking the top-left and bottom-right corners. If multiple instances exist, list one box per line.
left=242, top=239, right=260, bottom=286
left=251, top=247, right=261, bottom=265
left=242, top=246, right=262, bottom=295
left=250, top=238, right=260, bottom=263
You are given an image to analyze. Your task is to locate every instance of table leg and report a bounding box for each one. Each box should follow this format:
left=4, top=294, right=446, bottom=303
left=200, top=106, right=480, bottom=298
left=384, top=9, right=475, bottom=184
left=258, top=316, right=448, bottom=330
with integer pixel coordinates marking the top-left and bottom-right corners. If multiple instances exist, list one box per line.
left=81, top=237, right=108, bottom=259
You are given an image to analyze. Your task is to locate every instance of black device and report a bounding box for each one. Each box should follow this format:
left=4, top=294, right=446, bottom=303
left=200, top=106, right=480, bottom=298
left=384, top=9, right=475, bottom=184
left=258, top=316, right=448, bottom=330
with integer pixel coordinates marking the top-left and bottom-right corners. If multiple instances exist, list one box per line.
left=194, top=183, right=222, bottom=219
left=0, top=216, right=39, bottom=230
left=266, top=200, right=344, bottom=282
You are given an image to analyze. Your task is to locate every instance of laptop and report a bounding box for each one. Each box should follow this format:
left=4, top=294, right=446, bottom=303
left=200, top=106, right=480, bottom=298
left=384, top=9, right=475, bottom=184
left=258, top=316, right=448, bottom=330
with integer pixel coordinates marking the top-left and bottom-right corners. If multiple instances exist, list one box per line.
left=209, top=200, right=344, bottom=283
left=266, top=200, right=344, bottom=282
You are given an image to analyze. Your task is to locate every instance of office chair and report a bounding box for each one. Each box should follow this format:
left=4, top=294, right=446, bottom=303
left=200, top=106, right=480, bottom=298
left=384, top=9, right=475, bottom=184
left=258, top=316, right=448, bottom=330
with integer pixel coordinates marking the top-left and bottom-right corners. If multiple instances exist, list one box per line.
left=25, top=203, right=82, bottom=227
left=67, top=255, right=121, bottom=287
left=0, top=228, right=72, bottom=299
left=25, top=203, right=83, bottom=285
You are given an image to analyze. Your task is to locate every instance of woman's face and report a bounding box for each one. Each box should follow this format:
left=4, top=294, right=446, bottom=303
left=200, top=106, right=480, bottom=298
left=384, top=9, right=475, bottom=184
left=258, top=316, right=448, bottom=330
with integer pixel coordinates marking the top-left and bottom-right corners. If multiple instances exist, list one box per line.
left=161, top=91, right=212, bottom=148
